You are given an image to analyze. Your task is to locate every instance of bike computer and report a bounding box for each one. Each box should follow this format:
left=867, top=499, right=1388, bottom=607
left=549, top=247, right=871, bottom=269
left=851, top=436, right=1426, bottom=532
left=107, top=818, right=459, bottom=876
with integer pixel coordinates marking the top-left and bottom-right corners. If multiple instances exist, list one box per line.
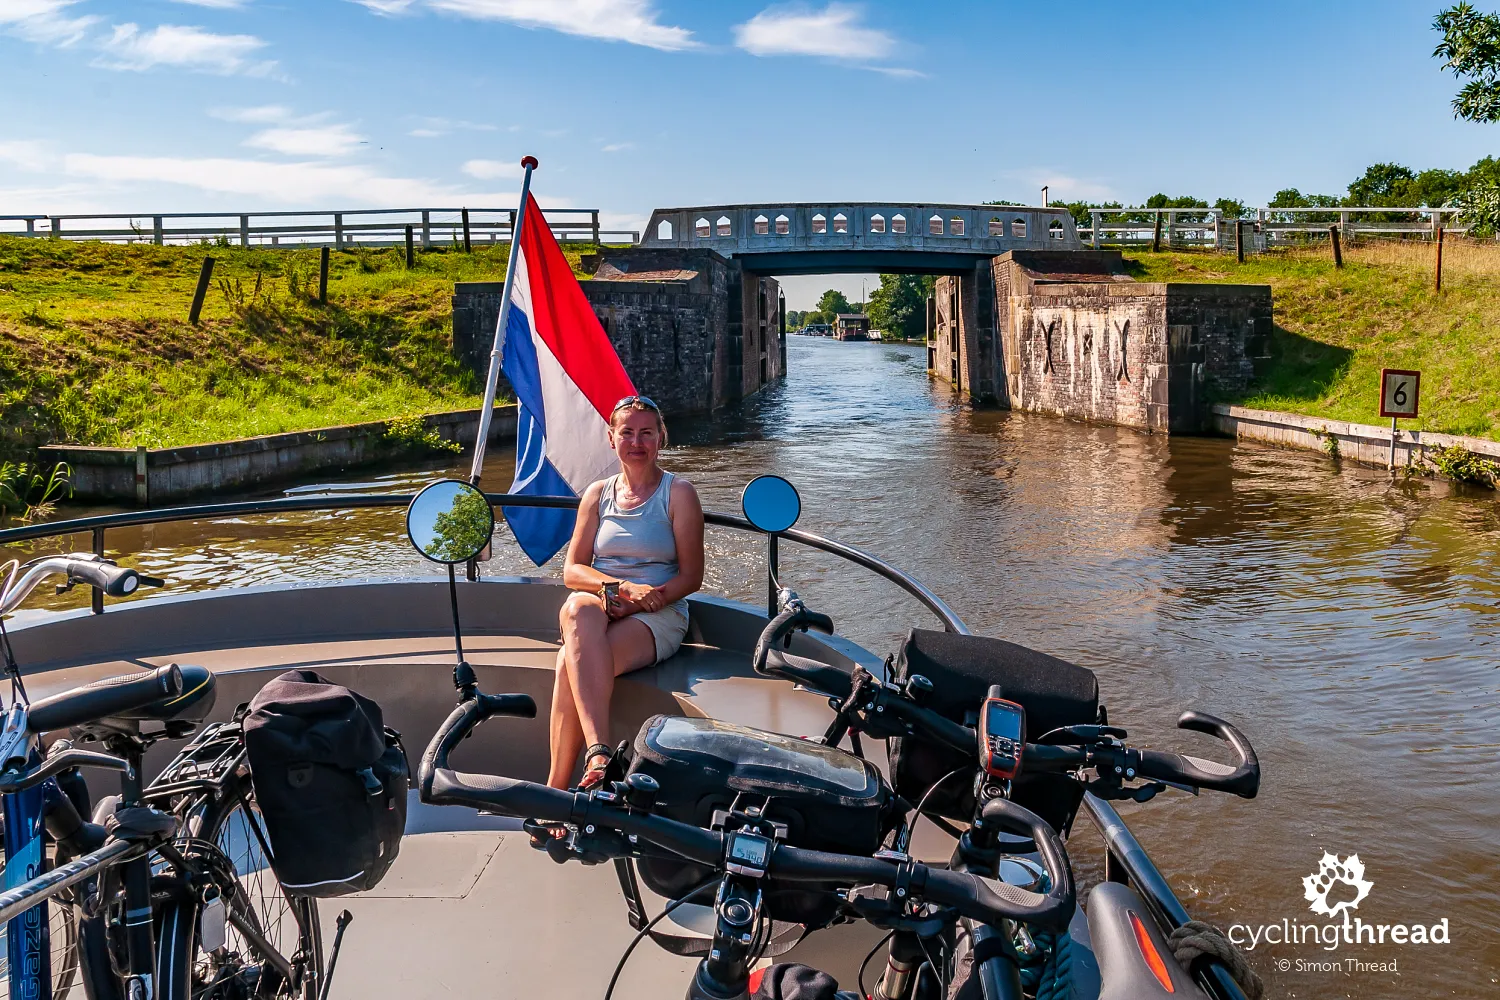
left=978, top=696, right=1025, bottom=780
left=725, top=831, right=772, bottom=878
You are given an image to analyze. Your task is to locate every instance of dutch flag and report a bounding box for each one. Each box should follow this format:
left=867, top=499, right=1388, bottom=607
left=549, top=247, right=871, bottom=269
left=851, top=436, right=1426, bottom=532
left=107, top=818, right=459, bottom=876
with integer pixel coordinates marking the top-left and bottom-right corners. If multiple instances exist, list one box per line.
left=500, top=193, right=635, bottom=565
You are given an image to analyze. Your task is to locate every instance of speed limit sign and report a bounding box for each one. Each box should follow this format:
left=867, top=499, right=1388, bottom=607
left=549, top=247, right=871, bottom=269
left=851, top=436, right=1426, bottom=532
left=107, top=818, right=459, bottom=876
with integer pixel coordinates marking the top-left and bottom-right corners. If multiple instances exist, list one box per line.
left=1380, top=368, right=1420, bottom=418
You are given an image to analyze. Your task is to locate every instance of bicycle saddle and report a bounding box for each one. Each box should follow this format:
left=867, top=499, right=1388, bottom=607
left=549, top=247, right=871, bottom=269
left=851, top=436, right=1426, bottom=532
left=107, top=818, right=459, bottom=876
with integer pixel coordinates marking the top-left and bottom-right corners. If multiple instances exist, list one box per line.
left=77, top=665, right=218, bottom=736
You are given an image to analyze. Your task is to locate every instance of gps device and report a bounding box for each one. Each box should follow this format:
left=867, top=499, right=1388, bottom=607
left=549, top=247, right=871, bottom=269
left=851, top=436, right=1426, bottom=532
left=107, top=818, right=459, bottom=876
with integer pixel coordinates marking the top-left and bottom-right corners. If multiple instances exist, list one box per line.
left=978, top=691, right=1025, bottom=780
left=725, top=831, right=772, bottom=878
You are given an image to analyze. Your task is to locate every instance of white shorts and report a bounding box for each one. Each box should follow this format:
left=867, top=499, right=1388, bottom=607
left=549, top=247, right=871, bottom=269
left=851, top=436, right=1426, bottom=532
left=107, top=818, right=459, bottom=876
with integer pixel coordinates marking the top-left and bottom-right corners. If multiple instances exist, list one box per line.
left=627, top=598, right=690, bottom=663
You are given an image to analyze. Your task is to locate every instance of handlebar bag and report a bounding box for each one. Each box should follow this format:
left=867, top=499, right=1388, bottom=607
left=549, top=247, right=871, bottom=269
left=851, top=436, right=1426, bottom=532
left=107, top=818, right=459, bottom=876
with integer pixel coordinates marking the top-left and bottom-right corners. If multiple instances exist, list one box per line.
left=627, top=714, right=896, bottom=926
left=243, top=669, right=409, bottom=897
left=889, top=629, right=1098, bottom=833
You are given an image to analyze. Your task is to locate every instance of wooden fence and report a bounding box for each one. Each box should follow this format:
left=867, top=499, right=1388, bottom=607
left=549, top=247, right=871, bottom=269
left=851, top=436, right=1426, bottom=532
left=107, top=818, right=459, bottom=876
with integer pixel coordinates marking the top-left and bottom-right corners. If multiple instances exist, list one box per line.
left=0, top=207, right=639, bottom=248
left=1083, top=206, right=1468, bottom=251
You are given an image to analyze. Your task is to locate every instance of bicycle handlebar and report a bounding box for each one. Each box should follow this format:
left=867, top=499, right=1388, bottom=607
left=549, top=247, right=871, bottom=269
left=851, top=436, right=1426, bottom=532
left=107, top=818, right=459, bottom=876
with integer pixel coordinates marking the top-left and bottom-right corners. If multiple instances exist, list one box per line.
left=418, top=693, right=1075, bottom=930
left=26, top=664, right=183, bottom=734
left=1025, top=711, right=1260, bottom=799
left=0, top=746, right=130, bottom=794
left=0, top=555, right=162, bottom=616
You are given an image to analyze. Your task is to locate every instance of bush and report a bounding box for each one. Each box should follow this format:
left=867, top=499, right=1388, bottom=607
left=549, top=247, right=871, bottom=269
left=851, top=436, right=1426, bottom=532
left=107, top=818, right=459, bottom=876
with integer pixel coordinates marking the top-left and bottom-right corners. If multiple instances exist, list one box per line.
left=1427, top=444, right=1499, bottom=487
left=383, top=414, right=461, bottom=455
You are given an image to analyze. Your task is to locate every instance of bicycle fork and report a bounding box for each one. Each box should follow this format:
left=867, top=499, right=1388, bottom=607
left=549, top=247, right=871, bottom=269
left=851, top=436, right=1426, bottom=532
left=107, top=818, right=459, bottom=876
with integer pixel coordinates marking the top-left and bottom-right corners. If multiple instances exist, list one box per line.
left=116, top=749, right=155, bottom=1000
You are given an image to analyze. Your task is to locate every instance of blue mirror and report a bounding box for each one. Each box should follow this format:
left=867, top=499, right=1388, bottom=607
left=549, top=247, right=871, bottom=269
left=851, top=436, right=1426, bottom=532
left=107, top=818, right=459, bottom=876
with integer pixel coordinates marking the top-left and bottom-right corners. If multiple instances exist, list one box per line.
left=741, top=476, right=801, bottom=534
left=406, top=479, right=495, bottom=564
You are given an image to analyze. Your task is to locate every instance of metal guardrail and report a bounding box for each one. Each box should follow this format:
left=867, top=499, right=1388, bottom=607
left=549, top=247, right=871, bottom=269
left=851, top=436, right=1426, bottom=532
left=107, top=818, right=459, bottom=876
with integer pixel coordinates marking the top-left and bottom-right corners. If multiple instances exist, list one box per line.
left=1084, top=206, right=1469, bottom=251
left=0, top=208, right=639, bottom=249
left=0, top=492, right=969, bottom=634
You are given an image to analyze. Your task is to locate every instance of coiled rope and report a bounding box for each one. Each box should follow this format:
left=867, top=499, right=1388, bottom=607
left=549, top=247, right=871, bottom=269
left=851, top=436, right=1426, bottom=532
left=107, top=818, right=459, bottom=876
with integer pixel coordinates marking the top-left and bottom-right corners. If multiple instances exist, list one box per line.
left=1167, top=920, right=1264, bottom=1000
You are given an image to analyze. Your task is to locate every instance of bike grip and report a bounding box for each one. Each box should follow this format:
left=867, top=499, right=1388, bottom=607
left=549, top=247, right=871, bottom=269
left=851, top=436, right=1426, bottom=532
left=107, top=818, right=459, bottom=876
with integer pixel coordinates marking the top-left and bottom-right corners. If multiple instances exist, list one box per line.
left=751, top=610, right=801, bottom=676
left=801, top=611, right=835, bottom=635
left=64, top=560, right=140, bottom=598
left=27, top=665, right=182, bottom=734
left=974, top=797, right=1076, bottom=929
left=761, top=650, right=853, bottom=699
left=1136, top=711, right=1260, bottom=798
left=419, top=693, right=537, bottom=799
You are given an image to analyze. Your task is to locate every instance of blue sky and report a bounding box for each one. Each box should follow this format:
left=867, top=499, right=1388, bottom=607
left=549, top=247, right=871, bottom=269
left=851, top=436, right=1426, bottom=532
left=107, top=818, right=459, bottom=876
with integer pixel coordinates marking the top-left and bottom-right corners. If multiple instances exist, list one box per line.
left=2, top=1, right=1497, bottom=306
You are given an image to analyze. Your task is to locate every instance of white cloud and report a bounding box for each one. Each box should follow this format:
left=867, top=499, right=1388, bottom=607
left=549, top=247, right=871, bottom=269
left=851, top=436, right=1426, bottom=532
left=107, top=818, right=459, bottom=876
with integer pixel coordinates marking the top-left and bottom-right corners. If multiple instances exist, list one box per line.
left=211, top=104, right=294, bottom=124
left=735, top=3, right=894, bottom=60
left=168, top=0, right=251, bottom=8
left=246, top=124, right=366, bottom=157
left=351, top=0, right=416, bottom=13
left=409, top=128, right=443, bottom=138
left=1006, top=170, right=1116, bottom=203
left=601, top=141, right=633, bottom=153
left=62, top=153, right=508, bottom=207
left=0, top=140, right=57, bottom=173
left=0, top=0, right=98, bottom=46
left=408, top=116, right=498, bottom=138
left=95, top=23, right=274, bottom=75
left=462, top=159, right=522, bottom=180
left=356, top=0, right=695, bottom=50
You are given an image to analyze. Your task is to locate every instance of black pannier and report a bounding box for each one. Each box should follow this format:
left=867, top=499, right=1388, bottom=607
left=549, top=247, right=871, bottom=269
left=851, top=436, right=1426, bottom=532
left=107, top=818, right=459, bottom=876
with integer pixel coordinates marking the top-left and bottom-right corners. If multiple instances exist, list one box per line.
left=627, top=715, right=896, bottom=926
left=888, top=629, right=1098, bottom=833
left=243, top=669, right=408, bottom=897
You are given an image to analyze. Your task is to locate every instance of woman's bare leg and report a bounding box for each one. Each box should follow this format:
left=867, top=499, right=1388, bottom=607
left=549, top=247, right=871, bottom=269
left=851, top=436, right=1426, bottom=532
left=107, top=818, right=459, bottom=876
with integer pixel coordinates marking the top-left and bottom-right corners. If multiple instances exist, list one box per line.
left=547, top=648, right=584, bottom=789
left=551, top=592, right=658, bottom=785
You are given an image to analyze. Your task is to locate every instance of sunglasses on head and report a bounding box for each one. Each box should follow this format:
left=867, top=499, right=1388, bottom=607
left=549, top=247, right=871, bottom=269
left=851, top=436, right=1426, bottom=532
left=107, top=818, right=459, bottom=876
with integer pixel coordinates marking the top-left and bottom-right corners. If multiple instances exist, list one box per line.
left=612, top=395, right=660, bottom=414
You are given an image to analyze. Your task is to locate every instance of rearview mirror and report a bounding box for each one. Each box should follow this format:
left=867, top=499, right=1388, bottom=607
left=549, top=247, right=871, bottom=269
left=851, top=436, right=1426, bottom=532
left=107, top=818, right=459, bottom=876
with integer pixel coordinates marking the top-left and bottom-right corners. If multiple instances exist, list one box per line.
left=741, top=475, right=801, bottom=534
left=406, top=479, right=495, bottom=564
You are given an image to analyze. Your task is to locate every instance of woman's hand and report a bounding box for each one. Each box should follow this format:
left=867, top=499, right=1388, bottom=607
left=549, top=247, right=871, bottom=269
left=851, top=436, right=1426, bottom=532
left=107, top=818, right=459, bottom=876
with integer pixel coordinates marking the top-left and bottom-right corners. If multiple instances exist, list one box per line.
left=615, top=582, right=669, bottom=615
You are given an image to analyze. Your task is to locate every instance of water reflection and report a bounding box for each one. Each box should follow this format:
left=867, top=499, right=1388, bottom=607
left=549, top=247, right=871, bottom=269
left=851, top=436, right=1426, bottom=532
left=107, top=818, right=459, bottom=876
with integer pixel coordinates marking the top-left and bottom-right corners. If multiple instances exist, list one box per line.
left=5, top=338, right=1499, bottom=998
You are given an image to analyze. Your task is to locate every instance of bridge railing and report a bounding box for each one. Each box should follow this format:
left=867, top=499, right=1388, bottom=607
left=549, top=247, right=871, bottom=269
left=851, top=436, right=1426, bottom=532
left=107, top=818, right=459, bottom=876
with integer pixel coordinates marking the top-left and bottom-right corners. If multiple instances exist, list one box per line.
left=0, top=207, right=640, bottom=248
left=640, top=203, right=1083, bottom=254
left=1086, top=206, right=1470, bottom=251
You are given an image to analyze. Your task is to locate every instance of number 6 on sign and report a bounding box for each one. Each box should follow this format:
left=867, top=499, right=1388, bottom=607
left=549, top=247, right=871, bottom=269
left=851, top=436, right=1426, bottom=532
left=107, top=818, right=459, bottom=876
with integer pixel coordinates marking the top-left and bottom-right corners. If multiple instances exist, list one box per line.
left=1380, top=368, right=1420, bottom=419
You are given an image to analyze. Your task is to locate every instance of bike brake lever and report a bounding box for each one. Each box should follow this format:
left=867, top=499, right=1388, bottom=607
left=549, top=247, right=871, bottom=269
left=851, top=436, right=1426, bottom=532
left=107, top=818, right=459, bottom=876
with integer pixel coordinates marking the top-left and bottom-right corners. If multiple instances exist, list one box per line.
left=137, top=576, right=166, bottom=588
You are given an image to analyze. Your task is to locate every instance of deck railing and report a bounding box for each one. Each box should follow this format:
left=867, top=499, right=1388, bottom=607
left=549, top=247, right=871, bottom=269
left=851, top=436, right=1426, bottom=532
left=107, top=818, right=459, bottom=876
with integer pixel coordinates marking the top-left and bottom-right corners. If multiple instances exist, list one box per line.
left=0, top=208, right=640, bottom=248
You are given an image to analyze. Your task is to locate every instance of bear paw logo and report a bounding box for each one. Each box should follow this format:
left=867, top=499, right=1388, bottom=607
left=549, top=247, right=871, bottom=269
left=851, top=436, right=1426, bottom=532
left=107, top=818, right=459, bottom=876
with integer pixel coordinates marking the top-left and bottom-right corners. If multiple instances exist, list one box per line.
left=1303, top=852, right=1373, bottom=917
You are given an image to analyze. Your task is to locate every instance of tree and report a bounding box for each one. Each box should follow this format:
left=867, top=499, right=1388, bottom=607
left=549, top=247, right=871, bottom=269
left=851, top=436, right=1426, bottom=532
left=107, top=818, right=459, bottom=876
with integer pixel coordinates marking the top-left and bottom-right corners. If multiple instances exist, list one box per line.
left=816, top=289, right=852, bottom=317
left=1434, top=3, right=1500, bottom=122
left=866, top=274, right=934, bottom=340
left=1347, top=163, right=1418, bottom=205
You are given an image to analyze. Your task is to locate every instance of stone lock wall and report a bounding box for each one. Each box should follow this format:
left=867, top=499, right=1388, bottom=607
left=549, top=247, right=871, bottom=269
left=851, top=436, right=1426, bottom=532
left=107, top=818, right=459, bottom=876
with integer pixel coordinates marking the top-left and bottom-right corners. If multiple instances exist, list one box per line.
left=451, top=248, right=782, bottom=418
left=932, top=251, right=1272, bottom=433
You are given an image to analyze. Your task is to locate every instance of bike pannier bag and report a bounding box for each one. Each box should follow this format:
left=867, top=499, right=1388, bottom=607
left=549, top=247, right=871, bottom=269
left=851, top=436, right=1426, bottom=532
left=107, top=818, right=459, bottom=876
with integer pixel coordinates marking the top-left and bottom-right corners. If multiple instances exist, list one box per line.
left=626, top=714, right=896, bottom=926
left=243, top=669, right=408, bottom=896
left=888, top=629, right=1098, bottom=832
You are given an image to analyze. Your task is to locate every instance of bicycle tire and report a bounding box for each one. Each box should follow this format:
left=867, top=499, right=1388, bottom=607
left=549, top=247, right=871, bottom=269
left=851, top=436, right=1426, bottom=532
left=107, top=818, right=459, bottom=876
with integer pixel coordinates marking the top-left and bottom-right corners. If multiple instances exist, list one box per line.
left=156, top=775, right=323, bottom=1000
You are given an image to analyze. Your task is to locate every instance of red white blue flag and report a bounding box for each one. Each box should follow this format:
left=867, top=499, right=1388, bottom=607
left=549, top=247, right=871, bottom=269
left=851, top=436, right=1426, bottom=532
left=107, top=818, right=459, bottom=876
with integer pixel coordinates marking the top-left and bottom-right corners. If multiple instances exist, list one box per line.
left=500, top=193, right=635, bottom=564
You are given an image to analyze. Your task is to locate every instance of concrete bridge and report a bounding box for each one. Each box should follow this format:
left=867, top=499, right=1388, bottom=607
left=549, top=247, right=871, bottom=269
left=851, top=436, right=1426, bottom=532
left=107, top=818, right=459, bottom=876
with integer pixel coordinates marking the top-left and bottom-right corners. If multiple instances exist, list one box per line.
left=640, top=203, right=1081, bottom=274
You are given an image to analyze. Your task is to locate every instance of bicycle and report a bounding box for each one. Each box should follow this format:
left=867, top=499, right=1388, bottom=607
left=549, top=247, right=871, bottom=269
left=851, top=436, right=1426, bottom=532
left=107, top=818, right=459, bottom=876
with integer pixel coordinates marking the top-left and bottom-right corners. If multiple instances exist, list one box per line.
left=0, top=554, right=324, bottom=1000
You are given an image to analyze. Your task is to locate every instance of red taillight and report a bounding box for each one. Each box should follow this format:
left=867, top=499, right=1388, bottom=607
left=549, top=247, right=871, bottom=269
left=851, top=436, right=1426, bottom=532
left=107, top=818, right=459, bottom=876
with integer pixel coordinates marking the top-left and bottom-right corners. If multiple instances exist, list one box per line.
left=1129, top=910, right=1175, bottom=993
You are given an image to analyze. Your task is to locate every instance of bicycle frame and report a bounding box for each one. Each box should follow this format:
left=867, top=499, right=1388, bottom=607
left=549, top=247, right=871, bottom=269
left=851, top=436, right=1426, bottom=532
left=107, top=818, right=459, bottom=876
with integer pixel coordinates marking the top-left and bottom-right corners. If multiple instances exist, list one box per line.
left=3, top=753, right=51, bottom=1000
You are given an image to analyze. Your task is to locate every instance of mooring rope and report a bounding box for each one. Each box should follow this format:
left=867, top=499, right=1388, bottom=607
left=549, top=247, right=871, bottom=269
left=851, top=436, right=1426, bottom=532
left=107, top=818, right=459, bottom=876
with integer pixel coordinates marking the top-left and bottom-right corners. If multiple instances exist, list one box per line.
left=1167, top=920, right=1265, bottom=1000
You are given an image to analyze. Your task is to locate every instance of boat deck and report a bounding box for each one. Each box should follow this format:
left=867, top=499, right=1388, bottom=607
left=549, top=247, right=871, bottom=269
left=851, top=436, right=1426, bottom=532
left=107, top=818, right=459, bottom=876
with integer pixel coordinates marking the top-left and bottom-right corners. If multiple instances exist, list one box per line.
left=10, top=580, right=895, bottom=997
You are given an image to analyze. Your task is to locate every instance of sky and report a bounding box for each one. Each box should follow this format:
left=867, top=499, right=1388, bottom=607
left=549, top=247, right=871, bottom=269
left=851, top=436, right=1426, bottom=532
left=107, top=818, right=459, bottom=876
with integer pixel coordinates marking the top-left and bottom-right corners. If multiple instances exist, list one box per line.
left=2, top=0, right=1497, bottom=307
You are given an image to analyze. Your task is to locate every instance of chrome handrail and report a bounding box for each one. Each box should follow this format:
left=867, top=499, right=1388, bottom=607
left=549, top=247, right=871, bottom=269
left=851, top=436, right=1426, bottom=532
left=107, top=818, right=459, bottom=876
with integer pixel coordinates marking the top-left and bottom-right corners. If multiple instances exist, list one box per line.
left=0, top=493, right=970, bottom=634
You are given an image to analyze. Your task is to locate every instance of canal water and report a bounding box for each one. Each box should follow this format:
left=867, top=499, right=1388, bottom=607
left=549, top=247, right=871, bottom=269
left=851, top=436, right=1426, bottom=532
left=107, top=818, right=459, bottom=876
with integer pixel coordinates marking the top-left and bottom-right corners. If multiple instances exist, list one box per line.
left=11, top=336, right=1498, bottom=998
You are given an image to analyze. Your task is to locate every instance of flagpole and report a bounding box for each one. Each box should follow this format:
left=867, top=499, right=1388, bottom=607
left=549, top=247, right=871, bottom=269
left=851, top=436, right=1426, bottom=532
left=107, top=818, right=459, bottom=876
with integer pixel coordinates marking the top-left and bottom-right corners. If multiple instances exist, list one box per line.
left=469, top=154, right=538, bottom=486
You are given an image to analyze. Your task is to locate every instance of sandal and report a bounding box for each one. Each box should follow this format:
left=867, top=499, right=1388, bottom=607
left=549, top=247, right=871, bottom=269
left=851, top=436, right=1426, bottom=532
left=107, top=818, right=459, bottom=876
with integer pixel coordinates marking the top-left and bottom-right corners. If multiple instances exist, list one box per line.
left=579, top=743, right=614, bottom=791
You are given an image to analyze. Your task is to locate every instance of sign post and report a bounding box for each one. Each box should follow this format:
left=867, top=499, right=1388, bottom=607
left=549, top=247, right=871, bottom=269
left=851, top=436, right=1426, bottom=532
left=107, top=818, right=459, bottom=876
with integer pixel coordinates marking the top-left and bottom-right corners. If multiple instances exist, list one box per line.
left=1379, top=368, right=1421, bottom=470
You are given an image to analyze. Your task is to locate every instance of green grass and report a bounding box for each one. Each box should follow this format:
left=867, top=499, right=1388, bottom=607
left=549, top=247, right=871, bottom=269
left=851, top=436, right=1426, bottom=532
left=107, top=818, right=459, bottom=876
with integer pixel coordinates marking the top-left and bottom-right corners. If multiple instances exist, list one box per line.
left=0, top=237, right=600, bottom=456
left=1125, top=242, right=1500, bottom=439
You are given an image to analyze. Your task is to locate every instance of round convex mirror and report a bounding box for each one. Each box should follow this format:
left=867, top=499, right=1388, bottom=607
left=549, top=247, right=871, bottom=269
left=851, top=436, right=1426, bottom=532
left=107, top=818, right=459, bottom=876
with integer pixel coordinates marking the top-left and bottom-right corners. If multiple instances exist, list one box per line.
left=741, top=475, right=801, bottom=534
left=406, top=479, right=495, bottom=564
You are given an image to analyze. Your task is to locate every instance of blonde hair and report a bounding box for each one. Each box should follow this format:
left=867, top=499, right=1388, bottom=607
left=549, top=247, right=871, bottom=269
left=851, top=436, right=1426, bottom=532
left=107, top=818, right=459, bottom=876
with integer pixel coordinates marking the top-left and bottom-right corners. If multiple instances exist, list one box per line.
left=609, top=399, right=668, bottom=447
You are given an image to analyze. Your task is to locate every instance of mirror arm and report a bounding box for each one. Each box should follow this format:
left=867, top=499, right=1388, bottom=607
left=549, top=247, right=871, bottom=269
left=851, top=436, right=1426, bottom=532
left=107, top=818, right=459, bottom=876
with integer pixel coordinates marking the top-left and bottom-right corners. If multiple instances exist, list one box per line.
left=446, top=563, right=477, bottom=699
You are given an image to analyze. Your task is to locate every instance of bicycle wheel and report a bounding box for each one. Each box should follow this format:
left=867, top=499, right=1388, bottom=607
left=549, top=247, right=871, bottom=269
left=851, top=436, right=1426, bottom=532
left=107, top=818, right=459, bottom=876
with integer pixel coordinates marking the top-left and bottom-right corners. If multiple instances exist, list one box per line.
left=0, top=853, right=80, bottom=1000
left=157, top=775, right=322, bottom=1000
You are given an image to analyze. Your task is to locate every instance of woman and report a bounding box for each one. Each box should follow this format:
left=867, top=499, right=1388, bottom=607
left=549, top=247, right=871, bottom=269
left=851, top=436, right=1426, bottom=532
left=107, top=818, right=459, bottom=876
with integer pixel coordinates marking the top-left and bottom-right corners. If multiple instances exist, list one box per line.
left=546, top=395, right=705, bottom=790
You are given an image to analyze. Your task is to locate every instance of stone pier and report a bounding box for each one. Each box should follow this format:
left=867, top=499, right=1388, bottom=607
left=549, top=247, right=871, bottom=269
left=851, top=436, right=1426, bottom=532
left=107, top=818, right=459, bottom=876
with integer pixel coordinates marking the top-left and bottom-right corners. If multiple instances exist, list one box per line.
left=451, top=248, right=782, bottom=417
left=931, top=251, right=1272, bottom=433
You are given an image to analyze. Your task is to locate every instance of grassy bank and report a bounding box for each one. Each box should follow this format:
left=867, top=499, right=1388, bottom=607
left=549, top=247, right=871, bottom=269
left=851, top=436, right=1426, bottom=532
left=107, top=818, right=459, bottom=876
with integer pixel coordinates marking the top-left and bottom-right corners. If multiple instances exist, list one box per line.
left=1126, top=241, right=1500, bottom=440
left=0, top=237, right=596, bottom=458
